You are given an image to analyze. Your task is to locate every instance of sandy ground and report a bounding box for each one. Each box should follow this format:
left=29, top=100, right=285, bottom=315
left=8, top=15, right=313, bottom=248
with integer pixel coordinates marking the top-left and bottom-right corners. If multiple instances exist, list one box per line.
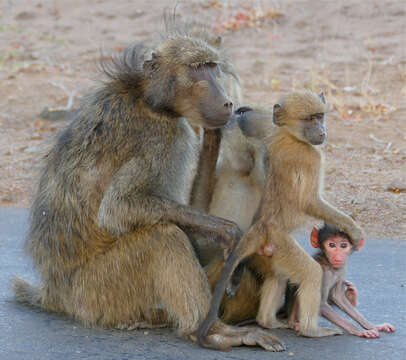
left=0, top=0, right=405, bottom=239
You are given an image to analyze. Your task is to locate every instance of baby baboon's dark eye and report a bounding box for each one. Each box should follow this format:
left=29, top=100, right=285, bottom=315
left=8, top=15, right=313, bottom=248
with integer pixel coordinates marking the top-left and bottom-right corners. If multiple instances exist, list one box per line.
left=328, top=242, right=336, bottom=248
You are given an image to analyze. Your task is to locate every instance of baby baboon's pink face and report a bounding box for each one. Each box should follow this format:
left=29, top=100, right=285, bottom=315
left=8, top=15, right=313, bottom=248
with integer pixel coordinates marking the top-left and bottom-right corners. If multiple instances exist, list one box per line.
left=323, top=236, right=352, bottom=268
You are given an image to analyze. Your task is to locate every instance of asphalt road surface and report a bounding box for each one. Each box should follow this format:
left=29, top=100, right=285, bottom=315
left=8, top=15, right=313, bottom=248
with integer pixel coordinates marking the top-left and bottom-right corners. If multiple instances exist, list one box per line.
left=1, top=207, right=405, bottom=360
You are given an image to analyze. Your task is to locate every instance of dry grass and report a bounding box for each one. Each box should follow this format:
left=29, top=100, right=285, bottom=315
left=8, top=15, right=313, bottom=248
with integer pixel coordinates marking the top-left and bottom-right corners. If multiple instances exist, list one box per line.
left=194, top=0, right=283, bottom=34
left=298, top=60, right=398, bottom=123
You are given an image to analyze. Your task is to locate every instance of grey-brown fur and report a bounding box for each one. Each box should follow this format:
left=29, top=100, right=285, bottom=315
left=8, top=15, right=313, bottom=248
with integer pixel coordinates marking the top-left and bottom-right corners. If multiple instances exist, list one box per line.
left=198, top=91, right=365, bottom=342
left=12, top=23, right=284, bottom=352
left=169, top=18, right=269, bottom=271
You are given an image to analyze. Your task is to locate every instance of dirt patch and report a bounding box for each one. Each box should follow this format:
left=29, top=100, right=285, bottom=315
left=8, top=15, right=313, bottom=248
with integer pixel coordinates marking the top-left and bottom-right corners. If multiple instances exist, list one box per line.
left=0, top=0, right=405, bottom=239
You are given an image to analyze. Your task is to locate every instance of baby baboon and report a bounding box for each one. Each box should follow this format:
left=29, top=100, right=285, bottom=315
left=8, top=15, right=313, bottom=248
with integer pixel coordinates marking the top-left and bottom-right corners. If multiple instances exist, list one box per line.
left=286, top=223, right=395, bottom=337
left=12, top=27, right=285, bottom=352
left=198, top=91, right=365, bottom=346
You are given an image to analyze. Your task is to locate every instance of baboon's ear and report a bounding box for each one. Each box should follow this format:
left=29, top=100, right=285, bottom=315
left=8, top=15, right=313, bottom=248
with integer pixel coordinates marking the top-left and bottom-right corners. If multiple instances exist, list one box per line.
left=273, top=104, right=283, bottom=126
left=143, top=51, right=175, bottom=110
left=310, top=227, right=320, bottom=248
left=319, top=92, right=326, bottom=104
left=143, top=52, right=159, bottom=76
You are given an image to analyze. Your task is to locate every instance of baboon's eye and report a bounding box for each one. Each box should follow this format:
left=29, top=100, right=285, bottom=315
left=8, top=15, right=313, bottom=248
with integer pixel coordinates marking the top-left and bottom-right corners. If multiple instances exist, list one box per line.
left=311, top=113, right=324, bottom=121
left=340, top=243, right=348, bottom=249
left=328, top=242, right=336, bottom=248
left=206, top=62, right=217, bottom=68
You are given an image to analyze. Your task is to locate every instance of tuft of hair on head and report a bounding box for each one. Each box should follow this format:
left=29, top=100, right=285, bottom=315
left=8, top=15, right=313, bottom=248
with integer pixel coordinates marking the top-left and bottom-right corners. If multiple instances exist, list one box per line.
left=318, top=223, right=352, bottom=245
left=98, top=43, right=149, bottom=92
left=163, top=9, right=222, bottom=48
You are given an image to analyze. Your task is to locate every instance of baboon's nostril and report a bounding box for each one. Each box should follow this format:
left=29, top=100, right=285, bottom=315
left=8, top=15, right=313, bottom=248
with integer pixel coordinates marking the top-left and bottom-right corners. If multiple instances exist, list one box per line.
left=224, top=102, right=233, bottom=109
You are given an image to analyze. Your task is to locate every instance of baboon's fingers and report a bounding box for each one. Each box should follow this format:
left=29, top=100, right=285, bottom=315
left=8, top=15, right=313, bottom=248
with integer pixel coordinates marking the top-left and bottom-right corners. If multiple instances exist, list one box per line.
left=244, top=329, right=285, bottom=352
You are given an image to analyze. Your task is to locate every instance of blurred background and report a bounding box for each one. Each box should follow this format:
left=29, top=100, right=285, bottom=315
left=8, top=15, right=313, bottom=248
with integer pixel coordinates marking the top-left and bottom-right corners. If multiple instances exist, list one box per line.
left=0, top=0, right=405, bottom=239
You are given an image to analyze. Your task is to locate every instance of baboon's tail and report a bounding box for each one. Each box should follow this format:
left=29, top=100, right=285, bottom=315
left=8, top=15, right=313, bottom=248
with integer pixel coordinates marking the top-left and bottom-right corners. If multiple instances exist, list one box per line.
left=12, top=277, right=43, bottom=308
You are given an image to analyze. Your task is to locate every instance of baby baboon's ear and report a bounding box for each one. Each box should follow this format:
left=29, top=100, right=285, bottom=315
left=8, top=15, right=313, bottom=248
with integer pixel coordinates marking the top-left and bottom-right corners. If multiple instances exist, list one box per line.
left=143, top=52, right=175, bottom=111
left=318, top=92, right=326, bottom=104
left=273, top=104, right=283, bottom=126
left=310, top=227, right=320, bottom=248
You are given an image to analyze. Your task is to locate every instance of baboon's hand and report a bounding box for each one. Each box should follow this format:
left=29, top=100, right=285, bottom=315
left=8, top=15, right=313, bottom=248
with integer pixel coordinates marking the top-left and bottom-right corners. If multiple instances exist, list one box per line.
left=355, top=328, right=379, bottom=338
left=375, top=323, right=395, bottom=333
left=344, top=281, right=358, bottom=307
left=349, top=225, right=365, bottom=250
left=216, top=219, right=243, bottom=255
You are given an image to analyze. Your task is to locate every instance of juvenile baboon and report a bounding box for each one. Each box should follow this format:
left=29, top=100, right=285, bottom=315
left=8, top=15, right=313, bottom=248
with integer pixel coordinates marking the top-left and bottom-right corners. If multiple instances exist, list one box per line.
left=198, top=91, right=365, bottom=346
left=195, top=112, right=269, bottom=266
left=12, top=28, right=285, bottom=352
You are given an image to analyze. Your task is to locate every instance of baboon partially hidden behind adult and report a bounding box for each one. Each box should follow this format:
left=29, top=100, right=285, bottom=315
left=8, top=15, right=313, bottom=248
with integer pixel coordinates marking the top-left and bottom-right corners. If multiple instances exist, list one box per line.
left=12, top=25, right=284, bottom=352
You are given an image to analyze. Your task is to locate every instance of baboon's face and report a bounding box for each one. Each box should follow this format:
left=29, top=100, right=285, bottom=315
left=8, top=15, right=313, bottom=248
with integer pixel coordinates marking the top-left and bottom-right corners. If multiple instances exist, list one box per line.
left=183, top=62, right=234, bottom=128
left=235, top=107, right=271, bottom=140
left=143, top=39, right=234, bottom=128
left=301, top=113, right=326, bottom=145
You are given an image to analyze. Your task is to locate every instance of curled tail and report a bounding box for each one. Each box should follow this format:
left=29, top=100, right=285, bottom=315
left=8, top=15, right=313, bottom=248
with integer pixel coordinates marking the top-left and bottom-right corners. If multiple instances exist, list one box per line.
left=12, top=277, right=43, bottom=308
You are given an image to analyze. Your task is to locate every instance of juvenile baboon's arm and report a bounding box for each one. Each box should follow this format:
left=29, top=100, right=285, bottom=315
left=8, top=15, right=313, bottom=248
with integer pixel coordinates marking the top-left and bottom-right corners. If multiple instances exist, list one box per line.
left=98, top=156, right=241, bottom=248
left=190, top=129, right=222, bottom=212
left=320, top=303, right=370, bottom=337
left=330, top=282, right=376, bottom=330
left=306, top=198, right=364, bottom=247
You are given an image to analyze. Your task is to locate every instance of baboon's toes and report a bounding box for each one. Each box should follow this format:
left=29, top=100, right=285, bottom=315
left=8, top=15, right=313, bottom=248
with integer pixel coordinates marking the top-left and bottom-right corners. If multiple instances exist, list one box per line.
left=243, top=329, right=286, bottom=352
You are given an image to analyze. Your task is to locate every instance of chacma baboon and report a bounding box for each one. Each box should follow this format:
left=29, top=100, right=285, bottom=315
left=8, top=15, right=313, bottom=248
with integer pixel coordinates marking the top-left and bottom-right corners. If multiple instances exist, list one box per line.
left=166, top=18, right=270, bottom=270
left=286, top=224, right=395, bottom=338
left=198, top=91, right=365, bottom=346
left=194, top=109, right=269, bottom=267
left=12, top=27, right=285, bottom=352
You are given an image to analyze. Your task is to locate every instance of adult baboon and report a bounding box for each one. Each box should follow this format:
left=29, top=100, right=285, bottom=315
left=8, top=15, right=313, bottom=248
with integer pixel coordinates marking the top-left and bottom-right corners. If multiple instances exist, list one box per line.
left=12, top=28, right=284, bottom=352
left=198, top=91, right=365, bottom=346
left=169, top=19, right=269, bottom=267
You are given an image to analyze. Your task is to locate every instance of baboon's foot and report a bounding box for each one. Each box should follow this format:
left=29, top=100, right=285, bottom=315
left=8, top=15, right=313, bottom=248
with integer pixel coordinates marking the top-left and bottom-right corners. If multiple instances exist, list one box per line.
left=288, top=320, right=300, bottom=332
left=197, top=323, right=285, bottom=352
left=116, top=321, right=167, bottom=331
left=258, top=317, right=291, bottom=330
left=299, top=326, right=343, bottom=337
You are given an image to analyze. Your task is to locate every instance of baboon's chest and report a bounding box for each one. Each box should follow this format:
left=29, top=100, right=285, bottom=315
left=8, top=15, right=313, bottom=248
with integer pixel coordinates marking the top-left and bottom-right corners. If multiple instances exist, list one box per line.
left=159, top=119, right=200, bottom=205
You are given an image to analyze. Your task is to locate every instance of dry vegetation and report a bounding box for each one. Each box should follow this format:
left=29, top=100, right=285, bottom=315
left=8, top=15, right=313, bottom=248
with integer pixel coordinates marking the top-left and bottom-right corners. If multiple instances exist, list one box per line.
left=0, top=0, right=405, bottom=239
